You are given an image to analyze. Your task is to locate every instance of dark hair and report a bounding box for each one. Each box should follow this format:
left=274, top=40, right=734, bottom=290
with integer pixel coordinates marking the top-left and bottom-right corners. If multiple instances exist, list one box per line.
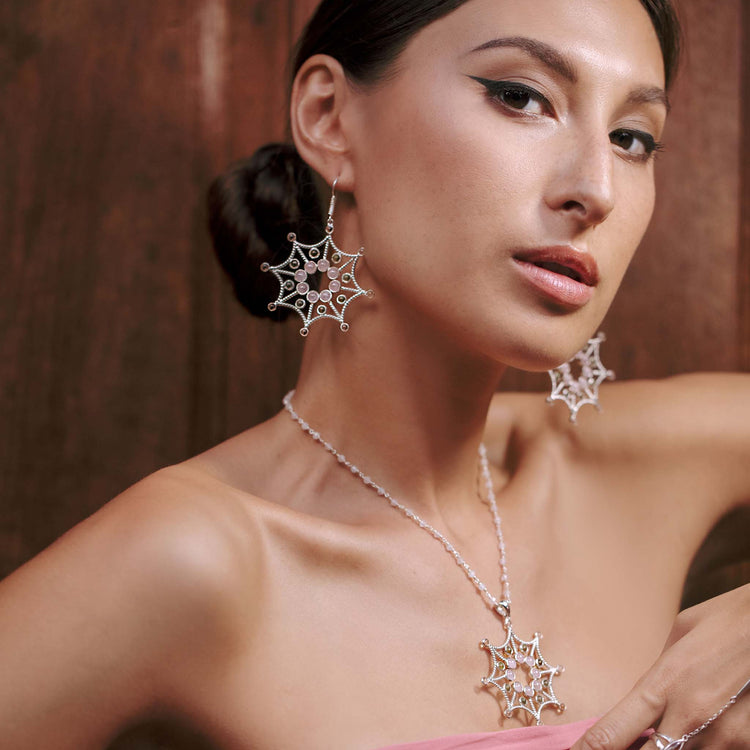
left=209, top=0, right=681, bottom=320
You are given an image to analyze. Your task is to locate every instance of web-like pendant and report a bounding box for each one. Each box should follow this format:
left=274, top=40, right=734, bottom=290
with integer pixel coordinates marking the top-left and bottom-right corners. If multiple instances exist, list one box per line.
left=261, top=232, right=372, bottom=337
left=480, top=622, right=565, bottom=725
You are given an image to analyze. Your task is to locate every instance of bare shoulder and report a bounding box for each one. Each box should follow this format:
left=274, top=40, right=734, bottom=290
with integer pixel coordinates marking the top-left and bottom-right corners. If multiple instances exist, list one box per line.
left=93, top=461, right=263, bottom=609
left=3, top=459, right=262, bottom=624
left=487, top=372, right=750, bottom=517
left=0, top=462, right=262, bottom=748
left=595, top=372, right=750, bottom=444
left=489, top=372, right=749, bottom=458
left=579, top=373, right=750, bottom=481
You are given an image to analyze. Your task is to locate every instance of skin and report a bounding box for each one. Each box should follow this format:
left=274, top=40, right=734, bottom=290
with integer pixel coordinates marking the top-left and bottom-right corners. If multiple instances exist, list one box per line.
left=0, top=1, right=748, bottom=749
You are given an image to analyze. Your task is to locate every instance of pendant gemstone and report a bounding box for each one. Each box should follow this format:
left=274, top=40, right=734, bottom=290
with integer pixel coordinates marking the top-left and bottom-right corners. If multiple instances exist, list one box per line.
left=480, top=624, right=564, bottom=726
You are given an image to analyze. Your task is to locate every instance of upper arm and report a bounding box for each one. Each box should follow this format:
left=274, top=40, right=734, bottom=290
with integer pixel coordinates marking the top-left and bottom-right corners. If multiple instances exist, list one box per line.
left=625, top=373, right=748, bottom=505
left=0, top=467, right=257, bottom=750
left=580, top=373, right=750, bottom=532
left=489, top=374, right=750, bottom=538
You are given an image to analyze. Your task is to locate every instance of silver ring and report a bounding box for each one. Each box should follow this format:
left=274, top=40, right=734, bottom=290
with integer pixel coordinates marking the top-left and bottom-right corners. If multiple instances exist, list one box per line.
left=651, top=732, right=684, bottom=750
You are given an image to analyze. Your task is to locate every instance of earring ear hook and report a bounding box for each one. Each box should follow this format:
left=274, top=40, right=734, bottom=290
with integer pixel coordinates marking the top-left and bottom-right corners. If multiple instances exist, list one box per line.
left=326, top=177, right=339, bottom=235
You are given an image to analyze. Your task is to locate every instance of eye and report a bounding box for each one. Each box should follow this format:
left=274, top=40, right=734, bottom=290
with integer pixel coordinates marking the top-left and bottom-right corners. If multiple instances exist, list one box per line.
left=609, top=128, right=663, bottom=162
left=468, top=76, right=551, bottom=116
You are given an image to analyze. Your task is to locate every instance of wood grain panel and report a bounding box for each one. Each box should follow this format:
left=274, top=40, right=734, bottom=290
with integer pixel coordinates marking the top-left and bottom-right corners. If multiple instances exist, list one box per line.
left=741, top=0, right=750, bottom=371
left=188, top=0, right=231, bottom=457
left=0, top=0, right=202, bottom=576
left=221, top=0, right=305, bottom=438
left=605, top=0, right=742, bottom=379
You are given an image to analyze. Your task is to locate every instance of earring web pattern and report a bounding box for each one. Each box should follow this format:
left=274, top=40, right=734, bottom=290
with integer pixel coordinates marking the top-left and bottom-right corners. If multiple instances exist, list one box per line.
left=546, top=332, right=615, bottom=422
left=262, top=232, right=371, bottom=336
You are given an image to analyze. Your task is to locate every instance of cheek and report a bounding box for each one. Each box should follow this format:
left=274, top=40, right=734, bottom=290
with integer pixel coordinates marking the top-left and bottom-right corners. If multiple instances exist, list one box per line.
left=603, top=173, right=655, bottom=289
left=350, top=92, right=541, bottom=294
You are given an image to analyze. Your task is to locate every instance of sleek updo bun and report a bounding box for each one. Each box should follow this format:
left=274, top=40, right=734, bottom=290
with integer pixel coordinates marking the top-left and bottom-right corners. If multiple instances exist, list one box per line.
left=207, top=143, right=323, bottom=319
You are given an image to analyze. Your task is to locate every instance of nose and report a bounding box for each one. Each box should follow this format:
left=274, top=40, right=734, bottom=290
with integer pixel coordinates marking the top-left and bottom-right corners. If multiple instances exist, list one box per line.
left=545, top=132, right=615, bottom=229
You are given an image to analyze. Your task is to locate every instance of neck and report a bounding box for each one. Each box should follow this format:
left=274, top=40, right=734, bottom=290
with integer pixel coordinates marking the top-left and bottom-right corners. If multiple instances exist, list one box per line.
left=288, top=298, right=506, bottom=518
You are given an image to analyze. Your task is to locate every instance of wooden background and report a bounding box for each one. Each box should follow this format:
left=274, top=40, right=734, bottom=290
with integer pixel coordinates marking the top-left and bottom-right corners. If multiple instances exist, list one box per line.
left=0, top=1, right=748, bottom=745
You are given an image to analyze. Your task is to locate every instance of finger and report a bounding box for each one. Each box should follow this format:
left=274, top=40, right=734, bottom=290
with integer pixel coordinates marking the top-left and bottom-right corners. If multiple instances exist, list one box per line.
left=661, top=604, right=698, bottom=650
left=570, top=675, right=667, bottom=750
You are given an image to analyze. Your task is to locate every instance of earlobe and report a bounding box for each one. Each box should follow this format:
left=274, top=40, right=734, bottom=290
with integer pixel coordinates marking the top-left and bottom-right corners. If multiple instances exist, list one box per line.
left=290, top=54, right=355, bottom=190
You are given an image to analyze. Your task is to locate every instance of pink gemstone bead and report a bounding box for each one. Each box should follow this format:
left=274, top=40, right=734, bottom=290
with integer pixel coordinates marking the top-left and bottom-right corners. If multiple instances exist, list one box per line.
left=320, top=290, right=332, bottom=302
left=296, top=282, right=309, bottom=295
left=531, top=668, right=541, bottom=679
left=294, top=270, right=307, bottom=282
left=504, top=669, right=515, bottom=680
left=307, top=291, right=320, bottom=303
left=513, top=682, right=523, bottom=693
left=532, top=679, right=543, bottom=691
left=524, top=686, right=534, bottom=697
left=327, top=267, right=340, bottom=280
left=525, top=655, right=535, bottom=667
left=317, top=259, right=330, bottom=272
left=506, top=659, right=517, bottom=669
left=304, top=261, right=317, bottom=274
left=328, top=280, right=341, bottom=293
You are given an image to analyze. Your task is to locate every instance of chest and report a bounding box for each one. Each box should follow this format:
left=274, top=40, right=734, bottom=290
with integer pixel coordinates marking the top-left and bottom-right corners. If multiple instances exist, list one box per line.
left=196, top=483, right=684, bottom=750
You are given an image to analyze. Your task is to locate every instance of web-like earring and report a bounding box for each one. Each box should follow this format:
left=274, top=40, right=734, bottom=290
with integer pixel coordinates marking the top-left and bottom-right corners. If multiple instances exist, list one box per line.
left=261, top=177, right=373, bottom=337
left=546, top=332, right=615, bottom=423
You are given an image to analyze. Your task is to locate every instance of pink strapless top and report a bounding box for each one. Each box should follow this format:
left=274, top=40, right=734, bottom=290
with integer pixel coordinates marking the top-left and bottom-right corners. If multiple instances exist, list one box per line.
left=375, top=717, right=653, bottom=750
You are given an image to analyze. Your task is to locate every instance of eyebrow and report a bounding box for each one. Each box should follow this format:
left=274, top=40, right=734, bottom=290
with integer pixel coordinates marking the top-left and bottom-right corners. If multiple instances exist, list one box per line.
left=469, top=36, right=577, bottom=83
left=469, top=36, right=670, bottom=113
left=627, top=85, right=671, bottom=113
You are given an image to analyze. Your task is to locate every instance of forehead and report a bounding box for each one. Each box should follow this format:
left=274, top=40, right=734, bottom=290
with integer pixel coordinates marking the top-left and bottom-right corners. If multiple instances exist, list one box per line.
left=400, top=0, right=665, bottom=88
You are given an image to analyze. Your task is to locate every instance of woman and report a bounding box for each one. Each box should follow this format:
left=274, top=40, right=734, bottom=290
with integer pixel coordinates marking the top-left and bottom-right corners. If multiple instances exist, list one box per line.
left=1, top=0, right=748, bottom=748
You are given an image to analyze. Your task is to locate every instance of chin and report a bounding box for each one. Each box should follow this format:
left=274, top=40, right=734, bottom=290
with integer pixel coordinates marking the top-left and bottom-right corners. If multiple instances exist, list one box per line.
left=485, top=327, right=598, bottom=373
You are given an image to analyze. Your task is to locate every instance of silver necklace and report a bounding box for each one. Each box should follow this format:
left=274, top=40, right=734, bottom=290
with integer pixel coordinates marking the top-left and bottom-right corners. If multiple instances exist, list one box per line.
left=282, top=391, right=565, bottom=725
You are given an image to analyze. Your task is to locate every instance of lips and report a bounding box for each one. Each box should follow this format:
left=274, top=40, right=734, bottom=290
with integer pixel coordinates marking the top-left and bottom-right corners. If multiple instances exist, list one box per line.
left=512, top=246, right=599, bottom=308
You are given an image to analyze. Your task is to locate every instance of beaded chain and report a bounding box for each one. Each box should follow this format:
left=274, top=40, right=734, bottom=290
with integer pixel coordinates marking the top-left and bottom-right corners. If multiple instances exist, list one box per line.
left=282, top=390, right=567, bottom=725
left=282, top=390, right=511, bottom=611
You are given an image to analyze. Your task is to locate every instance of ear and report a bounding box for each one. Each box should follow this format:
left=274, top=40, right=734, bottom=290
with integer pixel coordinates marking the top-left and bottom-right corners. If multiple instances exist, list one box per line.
left=290, top=55, right=355, bottom=190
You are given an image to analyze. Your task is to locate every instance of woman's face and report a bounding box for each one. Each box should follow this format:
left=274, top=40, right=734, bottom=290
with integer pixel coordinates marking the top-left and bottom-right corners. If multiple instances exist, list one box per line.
left=345, top=0, right=668, bottom=369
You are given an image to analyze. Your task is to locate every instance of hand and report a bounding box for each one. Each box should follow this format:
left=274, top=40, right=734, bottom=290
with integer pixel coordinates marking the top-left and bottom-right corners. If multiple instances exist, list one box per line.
left=571, top=584, right=750, bottom=750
